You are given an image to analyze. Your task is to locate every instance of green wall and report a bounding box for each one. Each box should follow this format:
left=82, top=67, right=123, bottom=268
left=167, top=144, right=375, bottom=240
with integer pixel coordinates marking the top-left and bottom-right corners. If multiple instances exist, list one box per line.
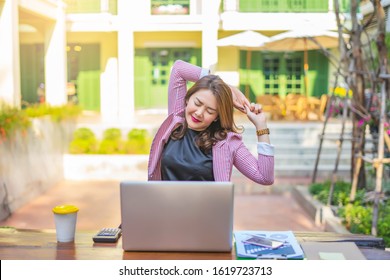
left=68, top=44, right=101, bottom=111
left=20, top=44, right=45, bottom=105
left=134, top=48, right=201, bottom=109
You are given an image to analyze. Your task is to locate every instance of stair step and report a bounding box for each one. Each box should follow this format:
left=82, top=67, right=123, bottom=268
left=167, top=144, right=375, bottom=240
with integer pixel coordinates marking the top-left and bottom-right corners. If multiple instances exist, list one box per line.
left=275, top=156, right=350, bottom=165
left=275, top=164, right=350, bottom=171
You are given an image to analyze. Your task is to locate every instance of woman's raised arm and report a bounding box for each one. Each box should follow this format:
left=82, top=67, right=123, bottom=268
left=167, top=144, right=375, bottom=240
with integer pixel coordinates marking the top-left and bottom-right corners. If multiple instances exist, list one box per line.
left=167, top=60, right=209, bottom=115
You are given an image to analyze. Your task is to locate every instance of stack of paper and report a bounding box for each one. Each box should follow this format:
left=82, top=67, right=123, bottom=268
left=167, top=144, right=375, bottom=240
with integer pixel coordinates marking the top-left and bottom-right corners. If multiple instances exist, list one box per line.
left=234, top=230, right=304, bottom=259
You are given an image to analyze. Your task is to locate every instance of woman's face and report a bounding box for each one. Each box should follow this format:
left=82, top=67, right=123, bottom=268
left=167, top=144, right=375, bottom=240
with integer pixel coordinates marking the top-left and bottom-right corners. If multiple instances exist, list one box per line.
left=185, top=89, right=219, bottom=131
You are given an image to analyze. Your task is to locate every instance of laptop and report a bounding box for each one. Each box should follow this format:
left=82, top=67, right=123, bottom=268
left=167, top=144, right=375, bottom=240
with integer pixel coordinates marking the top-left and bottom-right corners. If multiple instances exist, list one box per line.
left=120, top=180, right=234, bottom=252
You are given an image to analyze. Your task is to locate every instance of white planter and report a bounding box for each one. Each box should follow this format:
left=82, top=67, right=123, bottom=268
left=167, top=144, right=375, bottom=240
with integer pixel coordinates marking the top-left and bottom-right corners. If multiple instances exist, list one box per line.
left=63, top=154, right=149, bottom=181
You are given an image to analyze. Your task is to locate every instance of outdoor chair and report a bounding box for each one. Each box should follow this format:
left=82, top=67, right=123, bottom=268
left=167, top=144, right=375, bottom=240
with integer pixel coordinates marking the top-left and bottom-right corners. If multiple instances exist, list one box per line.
left=284, top=93, right=308, bottom=120
left=256, top=95, right=285, bottom=120
left=307, top=94, right=328, bottom=121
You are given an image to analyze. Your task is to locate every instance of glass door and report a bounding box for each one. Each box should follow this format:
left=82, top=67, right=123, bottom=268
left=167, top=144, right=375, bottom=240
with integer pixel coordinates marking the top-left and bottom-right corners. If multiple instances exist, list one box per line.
left=150, top=49, right=171, bottom=108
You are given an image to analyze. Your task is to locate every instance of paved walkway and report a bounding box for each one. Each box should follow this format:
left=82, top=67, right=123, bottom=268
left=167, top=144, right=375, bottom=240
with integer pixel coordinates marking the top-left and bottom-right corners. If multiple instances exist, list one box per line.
left=0, top=176, right=321, bottom=232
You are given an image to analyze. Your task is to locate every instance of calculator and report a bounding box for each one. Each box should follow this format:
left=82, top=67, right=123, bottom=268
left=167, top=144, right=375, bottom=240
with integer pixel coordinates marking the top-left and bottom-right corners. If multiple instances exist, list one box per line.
left=93, top=227, right=122, bottom=243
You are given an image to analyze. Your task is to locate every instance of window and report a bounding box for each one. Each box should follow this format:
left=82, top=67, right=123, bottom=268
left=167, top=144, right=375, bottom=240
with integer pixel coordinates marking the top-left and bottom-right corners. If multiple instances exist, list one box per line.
left=151, top=0, right=190, bottom=15
left=286, top=56, right=303, bottom=94
left=263, top=56, right=280, bottom=95
left=238, top=0, right=328, bottom=13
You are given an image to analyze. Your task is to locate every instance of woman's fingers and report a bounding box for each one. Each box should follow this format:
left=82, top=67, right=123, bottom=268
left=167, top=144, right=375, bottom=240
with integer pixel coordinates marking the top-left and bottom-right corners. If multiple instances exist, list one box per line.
left=245, top=104, right=268, bottom=128
left=242, top=98, right=251, bottom=109
left=230, top=85, right=249, bottom=114
left=256, top=103, right=263, bottom=113
left=234, top=96, right=251, bottom=114
left=249, top=102, right=263, bottom=114
left=234, top=100, right=246, bottom=113
left=244, top=104, right=252, bottom=117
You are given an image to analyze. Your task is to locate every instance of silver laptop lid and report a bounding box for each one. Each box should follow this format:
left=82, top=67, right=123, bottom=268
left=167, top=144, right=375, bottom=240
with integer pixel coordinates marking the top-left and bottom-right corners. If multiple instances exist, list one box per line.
left=120, top=181, right=234, bottom=252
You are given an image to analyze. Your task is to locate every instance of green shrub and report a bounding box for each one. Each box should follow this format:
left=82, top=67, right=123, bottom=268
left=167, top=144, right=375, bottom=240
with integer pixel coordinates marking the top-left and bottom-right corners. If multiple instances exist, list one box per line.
left=339, top=200, right=390, bottom=247
left=0, top=105, right=31, bottom=142
left=24, top=103, right=82, bottom=122
left=69, top=127, right=98, bottom=154
left=127, top=128, right=149, bottom=141
left=310, top=180, right=390, bottom=247
left=308, top=180, right=363, bottom=206
left=1, top=103, right=81, bottom=144
left=102, top=128, right=122, bottom=141
left=73, top=127, right=96, bottom=140
left=68, top=127, right=152, bottom=155
left=377, top=204, right=390, bottom=246
left=123, top=128, right=152, bottom=154
left=24, top=104, right=51, bottom=118
left=69, top=128, right=152, bottom=154
left=98, top=128, right=124, bottom=154
left=339, top=203, right=372, bottom=235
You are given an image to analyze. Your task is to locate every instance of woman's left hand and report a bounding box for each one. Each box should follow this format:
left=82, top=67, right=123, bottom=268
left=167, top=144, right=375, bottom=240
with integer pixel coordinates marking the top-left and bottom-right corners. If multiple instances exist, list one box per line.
left=245, top=103, right=268, bottom=129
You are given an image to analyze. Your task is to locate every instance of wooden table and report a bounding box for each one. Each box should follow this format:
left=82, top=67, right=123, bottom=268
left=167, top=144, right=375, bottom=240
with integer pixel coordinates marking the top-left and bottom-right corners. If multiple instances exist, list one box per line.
left=0, top=228, right=389, bottom=260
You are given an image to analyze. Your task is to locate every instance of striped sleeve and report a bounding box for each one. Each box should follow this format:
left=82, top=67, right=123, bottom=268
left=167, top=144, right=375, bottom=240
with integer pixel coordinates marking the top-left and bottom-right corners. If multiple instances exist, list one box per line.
left=167, top=60, right=208, bottom=115
left=232, top=138, right=275, bottom=185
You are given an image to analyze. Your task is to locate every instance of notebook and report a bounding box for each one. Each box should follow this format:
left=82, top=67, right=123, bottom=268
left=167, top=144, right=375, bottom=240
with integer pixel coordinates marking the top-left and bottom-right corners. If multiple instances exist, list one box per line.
left=300, top=242, right=366, bottom=260
left=120, top=180, right=234, bottom=252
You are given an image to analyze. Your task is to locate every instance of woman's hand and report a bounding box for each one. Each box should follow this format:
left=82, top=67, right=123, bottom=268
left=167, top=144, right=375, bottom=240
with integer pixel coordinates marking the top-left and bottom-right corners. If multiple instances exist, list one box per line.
left=244, top=103, right=268, bottom=130
left=229, top=86, right=251, bottom=114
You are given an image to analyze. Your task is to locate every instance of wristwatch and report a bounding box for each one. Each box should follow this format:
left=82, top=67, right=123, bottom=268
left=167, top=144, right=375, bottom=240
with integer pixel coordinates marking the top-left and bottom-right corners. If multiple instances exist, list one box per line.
left=256, top=128, right=270, bottom=136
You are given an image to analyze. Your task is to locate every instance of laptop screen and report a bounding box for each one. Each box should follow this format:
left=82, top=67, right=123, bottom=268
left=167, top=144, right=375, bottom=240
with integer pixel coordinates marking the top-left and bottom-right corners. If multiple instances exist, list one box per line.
left=120, top=181, right=234, bottom=252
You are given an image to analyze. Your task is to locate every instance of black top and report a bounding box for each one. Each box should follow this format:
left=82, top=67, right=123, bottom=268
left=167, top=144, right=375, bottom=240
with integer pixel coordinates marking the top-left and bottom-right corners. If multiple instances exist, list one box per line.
left=161, top=129, right=214, bottom=181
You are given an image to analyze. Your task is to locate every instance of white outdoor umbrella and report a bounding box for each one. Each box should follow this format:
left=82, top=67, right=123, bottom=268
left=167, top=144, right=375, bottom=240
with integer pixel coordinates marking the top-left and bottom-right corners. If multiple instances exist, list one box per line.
left=217, top=31, right=270, bottom=97
left=217, top=30, right=270, bottom=49
left=263, top=29, right=341, bottom=96
left=263, top=29, right=340, bottom=51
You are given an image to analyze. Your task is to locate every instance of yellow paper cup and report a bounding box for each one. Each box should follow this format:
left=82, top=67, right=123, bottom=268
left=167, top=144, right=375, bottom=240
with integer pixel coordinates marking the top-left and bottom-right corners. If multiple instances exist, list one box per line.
left=52, top=205, right=79, bottom=242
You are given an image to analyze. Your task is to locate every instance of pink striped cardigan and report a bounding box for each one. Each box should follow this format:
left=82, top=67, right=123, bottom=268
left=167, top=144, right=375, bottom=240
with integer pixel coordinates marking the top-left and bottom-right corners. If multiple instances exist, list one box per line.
left=147, top=60, right=274, bottom=185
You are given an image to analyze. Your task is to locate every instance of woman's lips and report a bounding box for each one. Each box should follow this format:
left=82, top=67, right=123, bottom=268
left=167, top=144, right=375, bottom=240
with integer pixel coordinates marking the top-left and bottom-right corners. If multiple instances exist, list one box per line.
left=191, top=116, right=200, bottom=123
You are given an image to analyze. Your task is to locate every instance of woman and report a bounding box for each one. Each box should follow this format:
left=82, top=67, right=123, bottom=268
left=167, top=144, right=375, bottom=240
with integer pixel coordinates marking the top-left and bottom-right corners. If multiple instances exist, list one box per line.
left=148, top=60, right=274, bottom=184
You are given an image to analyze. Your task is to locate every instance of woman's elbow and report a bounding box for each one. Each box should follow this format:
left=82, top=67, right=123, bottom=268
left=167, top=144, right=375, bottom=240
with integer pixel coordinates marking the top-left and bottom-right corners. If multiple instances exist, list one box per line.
left=261, top=176, right=274, bottom=186
left=173, top=59, right=185, bottom=69
left=256, top=171, right=274, bottom=186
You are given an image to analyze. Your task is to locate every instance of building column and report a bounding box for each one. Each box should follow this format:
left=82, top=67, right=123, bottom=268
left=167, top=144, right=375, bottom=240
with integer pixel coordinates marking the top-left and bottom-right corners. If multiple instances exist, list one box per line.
left=0, top=0, right=21, bottom=107
left=117, top=30, right=134, bottom=123
left=223, top=0, right=238, bottom=11
left=201, top=0, right=220, bottom=70
left=100, top=58, right=119, bottom=123
left=117, top=0, right=135, bottom=123
left=44, top=2, right=67, bottom=106
left=328, top=0, right=334, bottom=11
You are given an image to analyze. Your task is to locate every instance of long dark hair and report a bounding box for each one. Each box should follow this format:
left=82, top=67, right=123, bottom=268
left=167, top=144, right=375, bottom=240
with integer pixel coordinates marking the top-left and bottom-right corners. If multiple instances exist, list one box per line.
left=171, top=75, right=242, bottom=153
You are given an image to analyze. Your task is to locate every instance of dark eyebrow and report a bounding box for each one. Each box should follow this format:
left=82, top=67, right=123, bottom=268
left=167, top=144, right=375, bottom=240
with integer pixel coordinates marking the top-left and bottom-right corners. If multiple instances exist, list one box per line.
left=195, top=97, right=217, bottom=112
